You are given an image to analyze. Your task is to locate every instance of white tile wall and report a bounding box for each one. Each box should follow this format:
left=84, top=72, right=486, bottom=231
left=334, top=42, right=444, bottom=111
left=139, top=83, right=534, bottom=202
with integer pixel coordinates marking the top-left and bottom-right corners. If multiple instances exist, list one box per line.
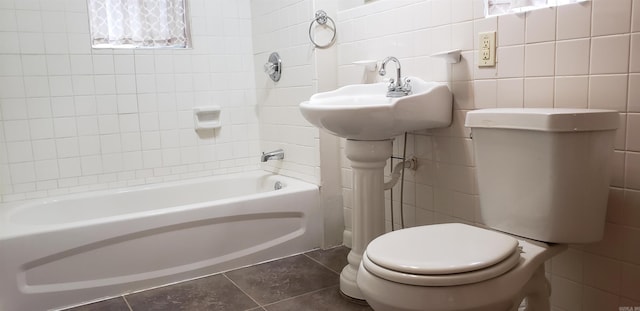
left=524, top=42, right=556, bottom=77
left=590, top=34, right=630, bottom=74
left=555, top=76, right=589, bottom=108
left=592, top=0, right=632, bottom=36
left=1, top=0, right=638, bottom=306
left=0, top=0, right=259, bottom=202
left=336, top=0, right=640, bottom=309
left=497, top=45, right=524, bottom=78
left=526, top=7, right=557, bottom=43
left=555, top=39, right=590, bottom=75
left=250, top=0, right=320, bottom=184
left=557, top=1, right=592, bottom=40
left=497, top=78, right=524, bottom=108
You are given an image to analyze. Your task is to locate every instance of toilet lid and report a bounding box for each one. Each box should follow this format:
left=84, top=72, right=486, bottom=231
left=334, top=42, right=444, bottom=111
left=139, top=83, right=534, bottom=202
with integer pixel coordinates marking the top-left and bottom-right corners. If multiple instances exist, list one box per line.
left=362, top=247, right=522, bottom=286
left=366, top=223, right=519, bottom=275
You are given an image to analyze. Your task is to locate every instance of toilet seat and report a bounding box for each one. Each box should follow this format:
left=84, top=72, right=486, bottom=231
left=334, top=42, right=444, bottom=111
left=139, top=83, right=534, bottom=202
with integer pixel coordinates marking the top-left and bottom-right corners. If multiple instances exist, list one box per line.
left=363, top=223, right=521, bottom=286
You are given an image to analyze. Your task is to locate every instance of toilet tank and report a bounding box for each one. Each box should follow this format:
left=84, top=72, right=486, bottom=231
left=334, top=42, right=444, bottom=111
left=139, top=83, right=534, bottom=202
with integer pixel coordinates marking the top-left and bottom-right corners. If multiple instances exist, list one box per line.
left=465, top=108, right=619, bottom=243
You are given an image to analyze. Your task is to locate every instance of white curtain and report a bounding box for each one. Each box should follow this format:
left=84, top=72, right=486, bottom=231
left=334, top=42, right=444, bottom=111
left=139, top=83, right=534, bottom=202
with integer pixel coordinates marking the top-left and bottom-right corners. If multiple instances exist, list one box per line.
left=88, top=0, right=190, bottom=48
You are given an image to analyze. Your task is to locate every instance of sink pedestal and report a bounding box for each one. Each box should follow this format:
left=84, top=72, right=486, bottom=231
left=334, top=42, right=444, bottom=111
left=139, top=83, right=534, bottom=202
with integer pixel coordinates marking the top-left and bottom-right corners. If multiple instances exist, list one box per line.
left=299, top=76, right=452, bottom=299
left=340, top=139, right=392, bottom=300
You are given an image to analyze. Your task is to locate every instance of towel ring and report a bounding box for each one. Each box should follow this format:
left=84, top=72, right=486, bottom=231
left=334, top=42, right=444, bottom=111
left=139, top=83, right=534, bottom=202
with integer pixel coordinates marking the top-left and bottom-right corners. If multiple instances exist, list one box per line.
left=308, top=10, right=336, bottom=49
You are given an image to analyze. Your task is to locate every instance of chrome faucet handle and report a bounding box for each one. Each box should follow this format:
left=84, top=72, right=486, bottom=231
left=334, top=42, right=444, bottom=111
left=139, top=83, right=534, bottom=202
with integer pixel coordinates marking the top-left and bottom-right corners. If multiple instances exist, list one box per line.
left=401, top=77, right=412, bottom=93
left=387, top=78, right=396, bottom=91
left=264, top=62, right=279, bottom=76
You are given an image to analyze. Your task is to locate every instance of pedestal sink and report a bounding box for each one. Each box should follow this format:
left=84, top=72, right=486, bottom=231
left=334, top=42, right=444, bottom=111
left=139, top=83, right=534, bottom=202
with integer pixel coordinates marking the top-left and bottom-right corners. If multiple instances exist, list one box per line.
left=300, top=77, right=453, bottom=300
left=300, top=77, right=452, bottom=141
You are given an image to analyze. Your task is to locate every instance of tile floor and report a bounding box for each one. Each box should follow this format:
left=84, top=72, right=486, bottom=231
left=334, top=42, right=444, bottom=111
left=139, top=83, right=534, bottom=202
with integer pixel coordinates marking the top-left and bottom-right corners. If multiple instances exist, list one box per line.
left=64, top=246, right=373, bottom=311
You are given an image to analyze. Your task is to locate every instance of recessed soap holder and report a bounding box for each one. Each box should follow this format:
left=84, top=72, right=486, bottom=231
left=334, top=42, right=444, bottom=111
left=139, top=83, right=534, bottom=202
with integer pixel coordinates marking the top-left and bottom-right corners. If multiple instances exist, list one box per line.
left=193, top=106, right=221, bottom=130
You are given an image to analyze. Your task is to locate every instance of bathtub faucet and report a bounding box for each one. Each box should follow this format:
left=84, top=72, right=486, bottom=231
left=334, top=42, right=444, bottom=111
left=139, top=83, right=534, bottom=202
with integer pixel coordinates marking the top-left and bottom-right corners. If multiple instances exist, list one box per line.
left=261, top=149, right=284, bottom=162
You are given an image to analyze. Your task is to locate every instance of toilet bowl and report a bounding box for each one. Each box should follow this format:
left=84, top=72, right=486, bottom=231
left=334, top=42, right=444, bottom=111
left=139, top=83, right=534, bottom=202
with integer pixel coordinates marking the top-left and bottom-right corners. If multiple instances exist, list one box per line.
left=357, top=223, right=566, bottom=311
left=356, top=109, right=619, bottom=311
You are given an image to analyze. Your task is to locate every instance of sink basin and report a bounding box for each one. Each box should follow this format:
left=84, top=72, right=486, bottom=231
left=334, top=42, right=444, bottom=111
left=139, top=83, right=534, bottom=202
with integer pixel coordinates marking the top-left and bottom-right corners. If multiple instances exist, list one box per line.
left=300, top=77, right=452, bottom=140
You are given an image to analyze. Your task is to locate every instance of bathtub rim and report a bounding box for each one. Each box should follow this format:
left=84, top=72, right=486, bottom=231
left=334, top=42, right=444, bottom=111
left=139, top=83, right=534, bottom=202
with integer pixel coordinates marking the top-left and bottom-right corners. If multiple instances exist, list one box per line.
left=0, top=170, right=319, bottom=240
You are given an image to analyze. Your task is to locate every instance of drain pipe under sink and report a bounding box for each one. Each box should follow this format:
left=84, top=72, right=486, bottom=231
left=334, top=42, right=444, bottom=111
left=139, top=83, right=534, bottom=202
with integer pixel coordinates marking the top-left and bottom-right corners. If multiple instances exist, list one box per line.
left=384, top=156, right=417, bottom=190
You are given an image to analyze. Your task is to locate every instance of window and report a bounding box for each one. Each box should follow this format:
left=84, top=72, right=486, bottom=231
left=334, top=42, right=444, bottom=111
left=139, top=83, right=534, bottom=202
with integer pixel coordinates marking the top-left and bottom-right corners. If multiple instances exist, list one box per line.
left=87, top=0, right=191, bottom=49
left=485, top=0, right=589, bottom=16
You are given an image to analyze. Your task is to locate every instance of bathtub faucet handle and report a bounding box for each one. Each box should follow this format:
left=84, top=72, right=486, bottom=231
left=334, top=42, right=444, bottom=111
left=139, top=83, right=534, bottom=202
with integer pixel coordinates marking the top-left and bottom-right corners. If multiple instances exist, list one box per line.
left=261, top=149, right=284, bottom=162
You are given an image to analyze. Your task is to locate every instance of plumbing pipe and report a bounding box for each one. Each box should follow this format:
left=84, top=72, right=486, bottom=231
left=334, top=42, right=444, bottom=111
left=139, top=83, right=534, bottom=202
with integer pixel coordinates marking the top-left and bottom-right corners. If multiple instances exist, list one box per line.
left=384, top=157, right=417, bottom=190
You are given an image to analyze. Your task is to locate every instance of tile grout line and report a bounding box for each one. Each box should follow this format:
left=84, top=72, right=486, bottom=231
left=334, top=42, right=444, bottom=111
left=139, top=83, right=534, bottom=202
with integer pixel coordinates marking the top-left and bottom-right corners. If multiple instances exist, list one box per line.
left=65, top=249, right=348, bottom=310
left=260, top=284, right=342, bottom=309
left=121, top=295, right=134, bottom=311
left=222, top=273, right=264, bottom=309
left=302, top=252, right=344, bottom=276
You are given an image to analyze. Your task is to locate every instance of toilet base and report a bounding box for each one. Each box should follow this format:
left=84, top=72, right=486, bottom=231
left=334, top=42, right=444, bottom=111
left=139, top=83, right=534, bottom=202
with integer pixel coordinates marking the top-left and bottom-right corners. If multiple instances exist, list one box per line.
left=511, top=266, right=551, bottom=311
left=339, top=289, right=370, bottom=305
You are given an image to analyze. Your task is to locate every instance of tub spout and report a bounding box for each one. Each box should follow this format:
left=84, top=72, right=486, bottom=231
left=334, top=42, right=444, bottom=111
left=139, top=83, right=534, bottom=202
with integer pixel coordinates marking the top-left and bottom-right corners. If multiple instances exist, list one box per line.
left=261, top=149, right=284, bottom=162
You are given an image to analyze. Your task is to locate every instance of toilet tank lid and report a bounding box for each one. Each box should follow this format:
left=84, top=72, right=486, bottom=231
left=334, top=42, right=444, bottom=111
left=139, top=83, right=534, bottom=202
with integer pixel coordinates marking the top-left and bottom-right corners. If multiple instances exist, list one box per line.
left=465, top=108, right=619, bottom=132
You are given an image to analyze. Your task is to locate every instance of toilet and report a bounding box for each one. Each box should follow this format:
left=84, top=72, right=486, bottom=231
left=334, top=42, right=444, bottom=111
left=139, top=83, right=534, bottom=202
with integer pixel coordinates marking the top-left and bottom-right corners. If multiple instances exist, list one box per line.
left=356, top=108, right=619, bottom=311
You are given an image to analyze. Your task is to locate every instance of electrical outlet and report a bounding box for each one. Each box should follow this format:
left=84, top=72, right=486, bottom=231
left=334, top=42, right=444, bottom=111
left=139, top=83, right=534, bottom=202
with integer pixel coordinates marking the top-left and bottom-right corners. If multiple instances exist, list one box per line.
left=481, top=36, right=491, bottom=49
left=478, top=31, right=496, bottom=67
left=481, top=49, right=490, bottom=61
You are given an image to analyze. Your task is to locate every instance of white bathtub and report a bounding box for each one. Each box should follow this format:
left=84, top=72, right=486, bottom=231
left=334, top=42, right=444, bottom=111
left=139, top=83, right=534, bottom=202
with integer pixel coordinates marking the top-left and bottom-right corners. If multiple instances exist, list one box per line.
left=0, top=171, right=321, bottom=311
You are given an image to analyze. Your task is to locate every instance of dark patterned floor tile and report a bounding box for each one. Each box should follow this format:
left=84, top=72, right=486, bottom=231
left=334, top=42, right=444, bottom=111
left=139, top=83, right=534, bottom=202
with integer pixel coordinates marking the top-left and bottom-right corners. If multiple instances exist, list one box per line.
left=224, top=254, right=340, bottom=305
left=125, top=274, right=258, bottom=311
left=264, top=285, right=373, bottom=311
left=62, top=297, right=130, bottom=311
left=304, top=246, right=350, bottom=274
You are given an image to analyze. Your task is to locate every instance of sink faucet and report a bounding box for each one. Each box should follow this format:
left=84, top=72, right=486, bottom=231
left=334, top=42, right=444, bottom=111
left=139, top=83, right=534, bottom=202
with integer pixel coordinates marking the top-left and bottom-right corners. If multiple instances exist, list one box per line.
left=378, top=56, right=412, bottom=97
left=261, top=149, right=284, bottom=162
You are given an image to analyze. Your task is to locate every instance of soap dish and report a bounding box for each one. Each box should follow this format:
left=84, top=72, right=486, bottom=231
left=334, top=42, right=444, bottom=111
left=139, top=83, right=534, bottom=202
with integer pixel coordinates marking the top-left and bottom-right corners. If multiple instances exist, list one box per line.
left=193, top=106, right=221, bottom=130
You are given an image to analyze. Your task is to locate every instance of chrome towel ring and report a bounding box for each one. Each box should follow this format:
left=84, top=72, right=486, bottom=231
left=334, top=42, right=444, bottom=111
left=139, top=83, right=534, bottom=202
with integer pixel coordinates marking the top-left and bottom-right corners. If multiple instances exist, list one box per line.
left=308, top=10, right=336, bottom=49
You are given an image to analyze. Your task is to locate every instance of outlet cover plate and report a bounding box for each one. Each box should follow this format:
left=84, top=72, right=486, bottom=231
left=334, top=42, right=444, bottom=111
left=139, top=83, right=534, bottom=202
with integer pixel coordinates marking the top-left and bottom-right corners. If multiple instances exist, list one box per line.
left=478, top=31, right=496, bottom=67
